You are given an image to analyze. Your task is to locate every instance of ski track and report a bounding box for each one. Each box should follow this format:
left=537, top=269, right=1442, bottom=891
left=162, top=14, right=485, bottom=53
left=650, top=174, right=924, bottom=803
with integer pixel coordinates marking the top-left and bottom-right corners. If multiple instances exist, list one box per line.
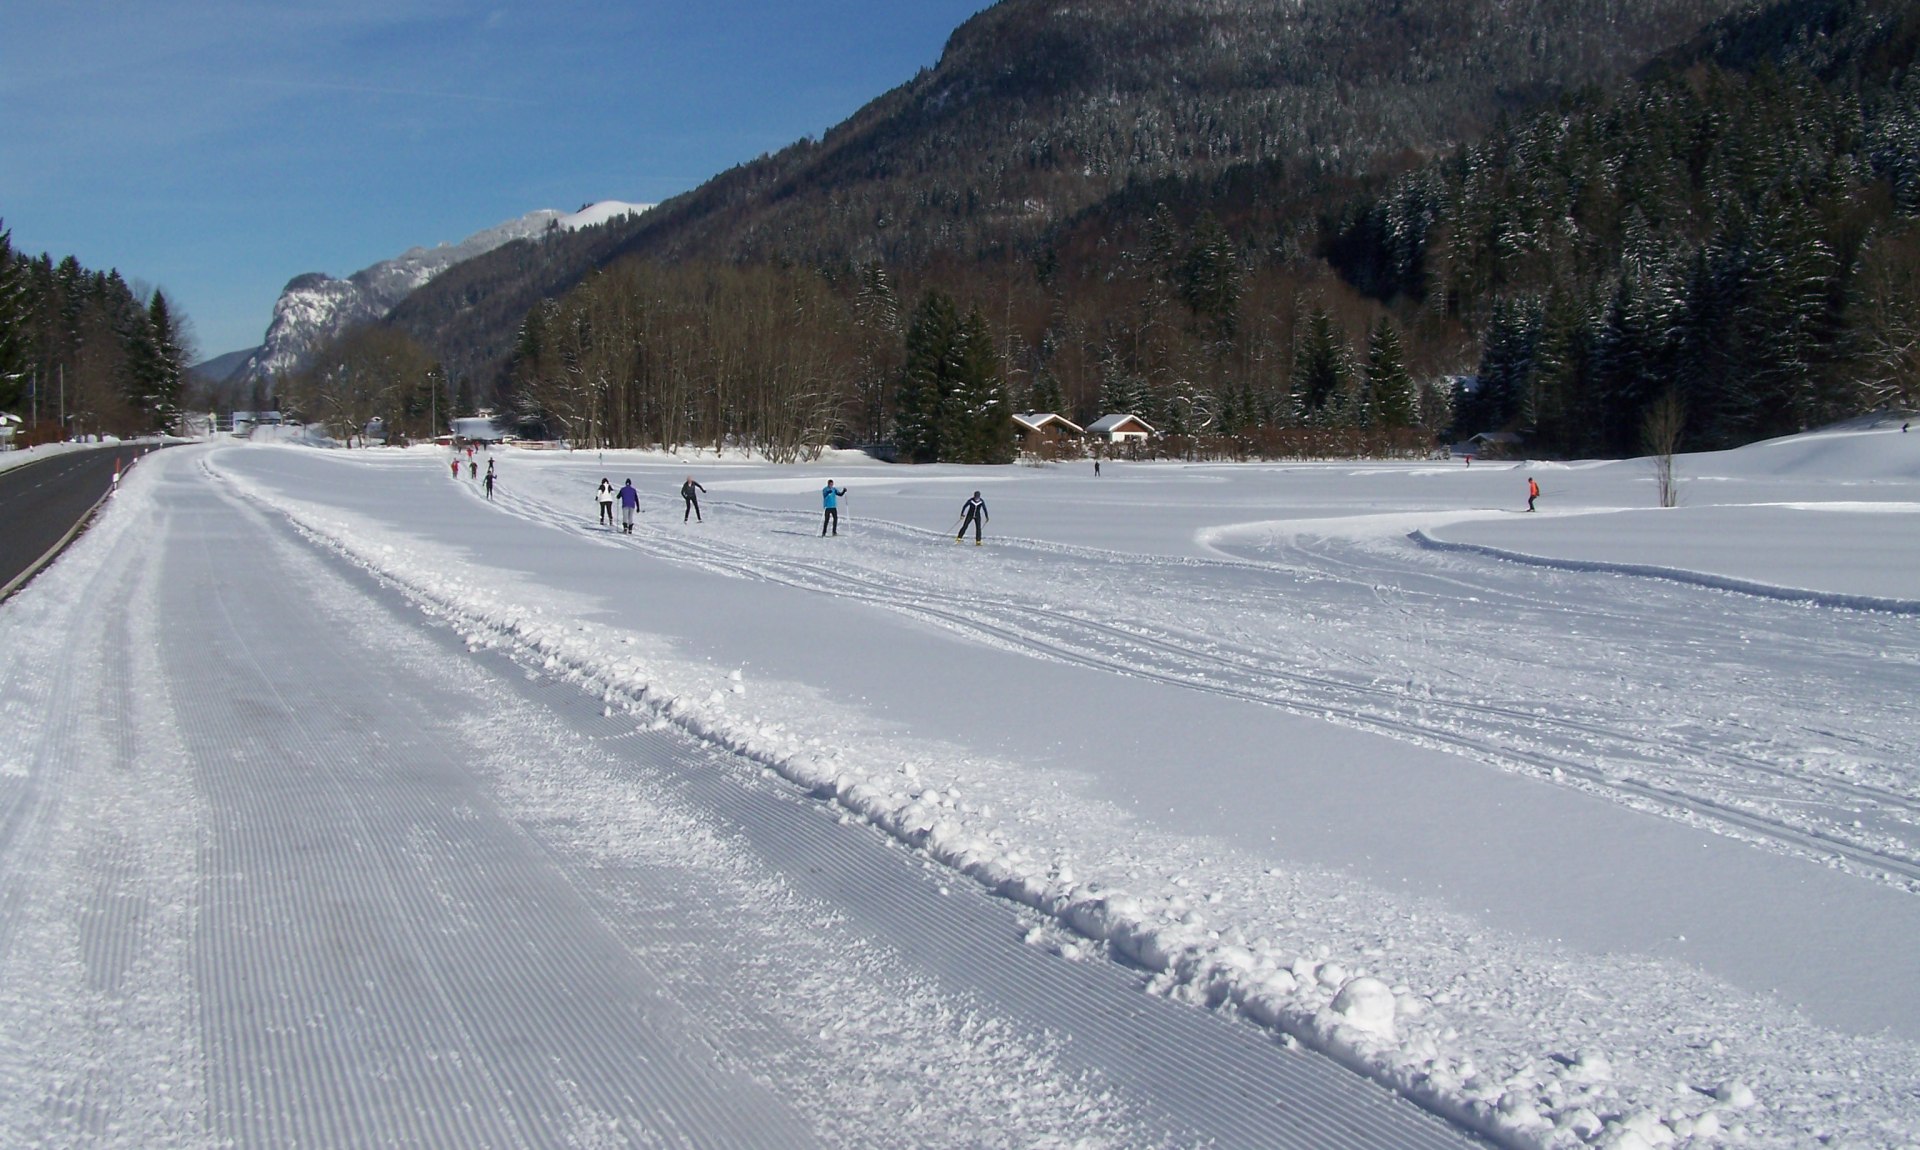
left=0, top=474, right=209, bottom=1147
left=490, top=479, right=1920, bottom=891
left=283, top=462, right=1482, bottom=1147
left=160, top=469, right=832, bottom=1147
left=0, top=447, right=1487, bottom=1146
left=142, top=445, right=1920, bottom=1149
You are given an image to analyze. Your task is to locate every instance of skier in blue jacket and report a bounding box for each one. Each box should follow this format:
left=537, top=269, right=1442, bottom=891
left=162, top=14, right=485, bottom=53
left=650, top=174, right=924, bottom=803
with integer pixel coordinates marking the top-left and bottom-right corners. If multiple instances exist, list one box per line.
left=618, top=479, right=639, bottom=533
left=821, top=481, right=847, bottom=536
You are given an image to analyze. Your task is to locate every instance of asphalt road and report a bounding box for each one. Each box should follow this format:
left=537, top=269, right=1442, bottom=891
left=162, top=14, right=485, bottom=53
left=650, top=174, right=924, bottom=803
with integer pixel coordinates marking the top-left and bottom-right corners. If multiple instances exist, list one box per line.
left=0, top=443, right=163, bottom=596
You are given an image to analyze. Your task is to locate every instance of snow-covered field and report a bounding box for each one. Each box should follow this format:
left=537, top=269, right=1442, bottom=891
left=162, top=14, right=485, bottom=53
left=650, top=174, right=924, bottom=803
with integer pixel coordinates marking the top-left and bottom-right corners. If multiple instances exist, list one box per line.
left=8, top=419, right=1919, bottom=1147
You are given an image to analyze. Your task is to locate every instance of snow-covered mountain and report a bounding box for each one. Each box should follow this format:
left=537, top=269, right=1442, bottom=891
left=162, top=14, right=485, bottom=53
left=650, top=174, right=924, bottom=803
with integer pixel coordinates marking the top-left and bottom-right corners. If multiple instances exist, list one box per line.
left=234, top=202, right=649, bottom=384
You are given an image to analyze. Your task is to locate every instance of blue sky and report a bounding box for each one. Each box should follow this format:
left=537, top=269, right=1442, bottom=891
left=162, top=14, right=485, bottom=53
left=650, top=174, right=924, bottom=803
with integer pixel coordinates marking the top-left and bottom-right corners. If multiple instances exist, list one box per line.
left=2, top=1, right=990, bottom=360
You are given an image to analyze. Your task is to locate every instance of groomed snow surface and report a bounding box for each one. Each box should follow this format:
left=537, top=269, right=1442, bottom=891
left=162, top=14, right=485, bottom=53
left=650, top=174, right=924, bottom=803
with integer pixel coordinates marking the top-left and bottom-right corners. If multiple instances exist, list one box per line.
left=6, top=419, right=1920, bottom=1147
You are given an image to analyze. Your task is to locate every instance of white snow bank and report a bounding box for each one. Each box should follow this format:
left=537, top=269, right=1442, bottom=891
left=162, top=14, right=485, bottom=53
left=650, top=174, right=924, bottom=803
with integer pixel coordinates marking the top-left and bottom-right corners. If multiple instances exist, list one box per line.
left=1199, top=508, right=1508, bottom=549
left=0, top=439, right=116, bottom=474
left=1418, top=504, right=1920, bottom=608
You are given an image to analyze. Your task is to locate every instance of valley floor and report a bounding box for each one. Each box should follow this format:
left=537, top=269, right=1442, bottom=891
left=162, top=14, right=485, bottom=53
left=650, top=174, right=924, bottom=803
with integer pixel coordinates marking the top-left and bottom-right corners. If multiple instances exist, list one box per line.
left=4, top=422, right=1917, bottom=1148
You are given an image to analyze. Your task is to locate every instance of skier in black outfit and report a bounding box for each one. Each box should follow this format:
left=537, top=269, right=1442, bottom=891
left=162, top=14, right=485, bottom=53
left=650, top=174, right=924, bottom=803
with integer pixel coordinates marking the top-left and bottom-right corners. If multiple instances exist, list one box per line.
left=681, top=476, right=706, bottom=522
left=956, top=491, right=988, bottom=545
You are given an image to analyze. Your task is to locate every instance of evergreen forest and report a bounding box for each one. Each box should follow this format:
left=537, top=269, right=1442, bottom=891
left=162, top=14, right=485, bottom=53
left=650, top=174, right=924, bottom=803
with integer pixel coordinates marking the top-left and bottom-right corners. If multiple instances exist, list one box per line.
left=0, top=222, right=193, bottom=444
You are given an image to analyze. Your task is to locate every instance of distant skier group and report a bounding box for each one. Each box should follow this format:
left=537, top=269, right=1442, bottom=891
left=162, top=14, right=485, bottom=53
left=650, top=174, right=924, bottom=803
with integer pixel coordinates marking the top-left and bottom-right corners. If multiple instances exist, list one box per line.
left=451, top=452, right=496, bottom=500
left=592, top=475, right=699, bottom=532
left=581, top=474, right=998, bottom=545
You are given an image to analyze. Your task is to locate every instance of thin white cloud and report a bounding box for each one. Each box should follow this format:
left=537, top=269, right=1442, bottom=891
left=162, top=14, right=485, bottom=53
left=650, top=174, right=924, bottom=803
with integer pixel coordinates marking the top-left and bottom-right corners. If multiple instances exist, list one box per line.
left=216, top=73, right=535, bottom=107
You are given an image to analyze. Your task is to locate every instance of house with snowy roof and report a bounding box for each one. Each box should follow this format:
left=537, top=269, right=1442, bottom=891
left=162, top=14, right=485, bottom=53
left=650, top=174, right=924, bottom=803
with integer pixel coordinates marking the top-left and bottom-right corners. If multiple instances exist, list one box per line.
left=1085, top=413, right=1156, bottom=444
left=1457, top=430, right=1524, bottom=459
left=451, top=415, right=507, bottom=445
left=1011, top=412, right=1083, bottom=451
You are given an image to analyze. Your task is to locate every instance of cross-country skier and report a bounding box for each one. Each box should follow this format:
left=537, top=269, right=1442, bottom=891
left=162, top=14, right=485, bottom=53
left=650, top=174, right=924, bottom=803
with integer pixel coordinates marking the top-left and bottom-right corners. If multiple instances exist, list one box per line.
left=821, top=481, right=847, bottom=536
left=597, top=478, right=615, bottom=526
left=483, top=470, right=495, bottom=500
left=956, top=491, right=988, bottom=545
left=1526, top=476, right=1540, bottom=512
left=681, top=476, right=706, bottom=522
left=451, top=459, right=460, bottom=479
left=618, top=479, right=639, bottom=533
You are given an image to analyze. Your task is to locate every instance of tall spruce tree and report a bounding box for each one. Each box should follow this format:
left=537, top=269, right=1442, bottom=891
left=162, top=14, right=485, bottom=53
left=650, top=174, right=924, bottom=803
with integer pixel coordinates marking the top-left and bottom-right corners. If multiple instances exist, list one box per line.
left=1364, top=317, right=1416, bottom=429
left=1178, top=211, right=1241, bottom=345
left=1464, top=296, right=1543, bottom=437
left=895, top=290, right=960, bottom=463
left=949, top=306, right=1014, bottom=463
left=1292, top=307, right=1350, bottom=424
left=0, top=223, right=25, bottom=409
left=138, top=290, right=188, bottom=431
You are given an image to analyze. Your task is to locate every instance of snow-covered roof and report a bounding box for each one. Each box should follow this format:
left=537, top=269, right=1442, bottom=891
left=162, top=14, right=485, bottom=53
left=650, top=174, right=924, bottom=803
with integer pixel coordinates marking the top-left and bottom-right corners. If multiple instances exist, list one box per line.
left=451, top=417, right=506, bottom=441
left=1012, top=412, right=1084, bottom=435
left=1086, top=413, right=1155, bottom=434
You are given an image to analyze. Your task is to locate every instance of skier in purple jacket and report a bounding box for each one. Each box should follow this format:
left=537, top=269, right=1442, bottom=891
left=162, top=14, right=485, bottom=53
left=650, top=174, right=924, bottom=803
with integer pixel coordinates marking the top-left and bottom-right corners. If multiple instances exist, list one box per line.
left=618, top=479, right=639, bottom=533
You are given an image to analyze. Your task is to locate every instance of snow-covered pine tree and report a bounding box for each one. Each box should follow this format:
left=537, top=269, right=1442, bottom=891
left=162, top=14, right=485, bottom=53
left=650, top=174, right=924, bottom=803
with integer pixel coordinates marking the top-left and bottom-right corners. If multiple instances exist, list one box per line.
left=1364, top=316, right=1416, bottom=429
left=897, top=290, right=960, bottom=463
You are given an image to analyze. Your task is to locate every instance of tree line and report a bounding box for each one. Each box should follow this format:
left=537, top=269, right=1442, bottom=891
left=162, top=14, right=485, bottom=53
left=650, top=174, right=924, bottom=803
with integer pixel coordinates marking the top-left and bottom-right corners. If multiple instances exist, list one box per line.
left=0, top=222, right=193, bottom=443
left=1327, top=54, right=1920, bottom=455
left=385, top=0, right=1746, bottom=407
left=301, top=0, right=1917, bottom=462
left=465, top=196, right=1453, bottom=462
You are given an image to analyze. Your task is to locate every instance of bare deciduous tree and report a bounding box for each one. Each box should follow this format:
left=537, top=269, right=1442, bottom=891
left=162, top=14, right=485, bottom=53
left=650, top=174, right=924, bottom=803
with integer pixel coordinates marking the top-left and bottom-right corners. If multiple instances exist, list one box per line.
left=1642, top=389, right=1685, bottom=508
left=289, top=325, right=435, bottom=447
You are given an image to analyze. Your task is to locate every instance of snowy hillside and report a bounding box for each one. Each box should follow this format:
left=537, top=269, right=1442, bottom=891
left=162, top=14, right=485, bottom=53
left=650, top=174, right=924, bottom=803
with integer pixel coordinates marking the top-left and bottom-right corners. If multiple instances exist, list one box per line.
left=232, top=201, right=649, bottom=383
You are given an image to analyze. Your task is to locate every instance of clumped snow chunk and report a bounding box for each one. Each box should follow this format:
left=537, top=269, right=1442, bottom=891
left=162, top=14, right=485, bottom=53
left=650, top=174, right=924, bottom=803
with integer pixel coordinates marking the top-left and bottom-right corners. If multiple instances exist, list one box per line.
left=1713, top=1079, right=1755, bottom=1108
left=1329, top=976, right=1397, bottom=1040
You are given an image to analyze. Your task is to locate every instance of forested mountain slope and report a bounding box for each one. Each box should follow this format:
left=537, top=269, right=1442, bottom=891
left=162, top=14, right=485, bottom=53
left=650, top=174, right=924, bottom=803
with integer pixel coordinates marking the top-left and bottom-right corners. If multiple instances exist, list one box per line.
left=394, top=0, right=1744, bottom=388
left=365, top=0, right=1920, bottom=465
left=1317, top=0, right=1920, bottom=454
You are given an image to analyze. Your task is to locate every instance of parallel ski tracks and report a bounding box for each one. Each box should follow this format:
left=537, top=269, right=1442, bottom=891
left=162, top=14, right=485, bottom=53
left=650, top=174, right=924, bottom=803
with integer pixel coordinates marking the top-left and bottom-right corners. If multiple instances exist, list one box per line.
left=216, top=467, right=1482, bottom=1148
left=495, top=486, right=1920, bottom=889
left=170, top=485, right=823, bottom=1148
